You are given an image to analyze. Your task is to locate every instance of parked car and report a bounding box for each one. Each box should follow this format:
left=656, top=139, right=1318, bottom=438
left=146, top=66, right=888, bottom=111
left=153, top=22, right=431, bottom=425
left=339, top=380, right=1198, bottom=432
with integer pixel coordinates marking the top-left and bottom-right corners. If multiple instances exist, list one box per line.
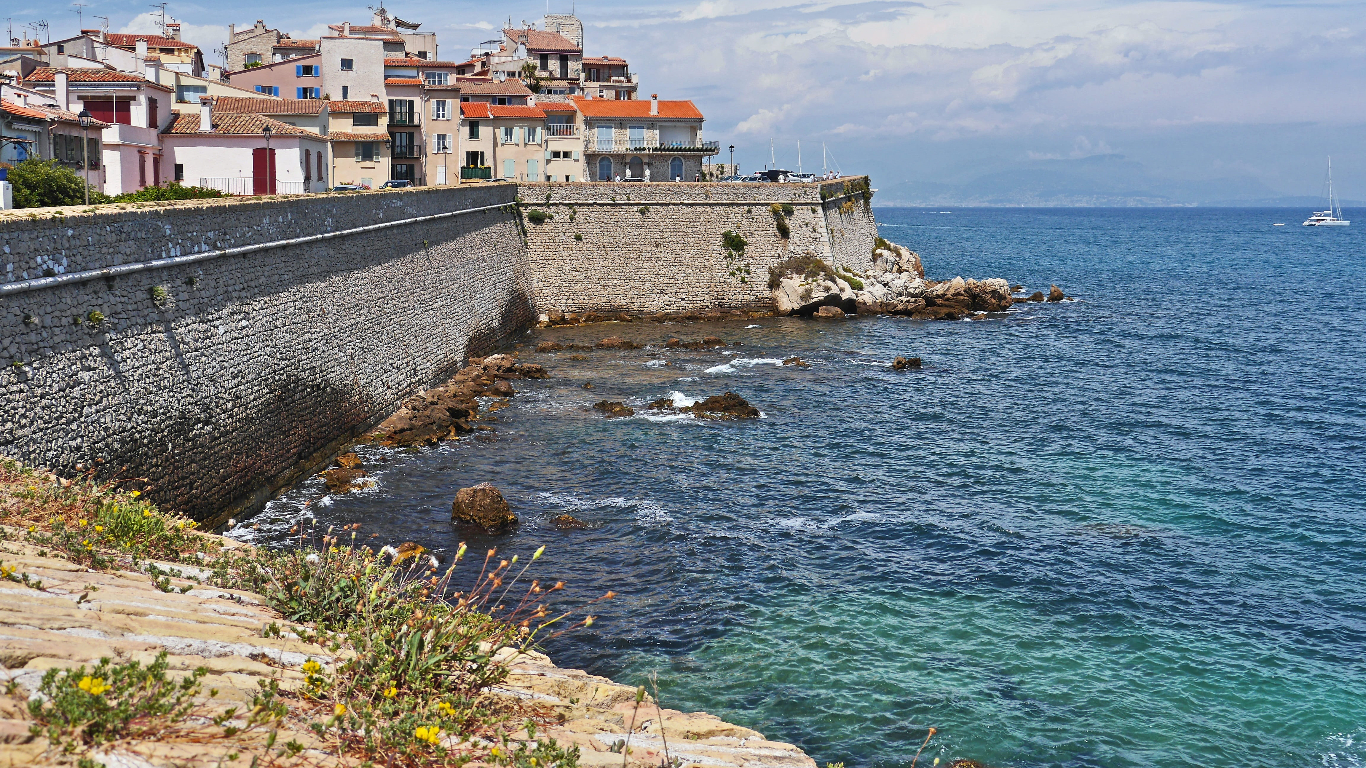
left=380, top=180, right=412, bottom=189
left=329, top=184, right=365, bottom=192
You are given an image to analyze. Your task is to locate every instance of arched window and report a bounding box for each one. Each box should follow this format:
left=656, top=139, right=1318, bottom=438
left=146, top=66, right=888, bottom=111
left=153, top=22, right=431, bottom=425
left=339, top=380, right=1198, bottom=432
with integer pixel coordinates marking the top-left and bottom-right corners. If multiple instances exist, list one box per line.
left=628, top=156, right=644, bottom=179
left=670, top=157, right=684, bottom=181
left=597, top=156, right=612, bottom=181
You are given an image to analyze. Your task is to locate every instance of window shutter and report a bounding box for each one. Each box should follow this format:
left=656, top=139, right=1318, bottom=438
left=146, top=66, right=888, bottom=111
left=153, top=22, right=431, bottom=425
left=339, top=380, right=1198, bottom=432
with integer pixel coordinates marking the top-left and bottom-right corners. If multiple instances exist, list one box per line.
left=296, top=64, right=302, bottom=77
left=572, top=150, right=579, bottom=161
left=545, top=150, right=551, bottom=160
left=355, top=143, right=362, bottom=161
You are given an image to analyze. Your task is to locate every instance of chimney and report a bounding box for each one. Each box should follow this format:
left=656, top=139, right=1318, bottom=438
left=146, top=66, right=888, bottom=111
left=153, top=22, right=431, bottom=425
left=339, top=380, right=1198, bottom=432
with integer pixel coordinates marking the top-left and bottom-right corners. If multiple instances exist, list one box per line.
left=136, top=39, right=148, bottom=59
left=55, top=71, right=70, bottom=111
left=650, top=93, right=658, bottom=116
left=342, top=22, right=351, bottom=37
left=145, top=57, right=161, bottom=82
left=166, top=22, right=181, bottom=41
left=199, top=96, right=213, bottom=132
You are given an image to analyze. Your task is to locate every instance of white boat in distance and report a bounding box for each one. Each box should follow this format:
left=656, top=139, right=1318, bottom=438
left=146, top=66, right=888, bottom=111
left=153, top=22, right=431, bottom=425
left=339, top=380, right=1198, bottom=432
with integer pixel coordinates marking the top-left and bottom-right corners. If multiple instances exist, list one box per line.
left=1303, top=157, right=1349, bottom=226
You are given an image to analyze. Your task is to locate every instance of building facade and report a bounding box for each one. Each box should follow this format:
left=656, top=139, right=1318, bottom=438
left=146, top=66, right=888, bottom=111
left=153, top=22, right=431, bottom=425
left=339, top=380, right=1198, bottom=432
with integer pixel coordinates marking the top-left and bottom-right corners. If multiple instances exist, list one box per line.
left=324, top=100, right=390, bottom=189
left=576, top=95, right=717, bottom=182
left=161, top=100, right=327, bottom=194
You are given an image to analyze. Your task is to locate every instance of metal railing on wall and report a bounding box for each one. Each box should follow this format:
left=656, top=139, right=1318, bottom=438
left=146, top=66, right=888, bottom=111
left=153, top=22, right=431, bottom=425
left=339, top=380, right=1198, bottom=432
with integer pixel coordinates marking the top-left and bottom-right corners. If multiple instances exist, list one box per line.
left=199, top=178, right=310, bottom=196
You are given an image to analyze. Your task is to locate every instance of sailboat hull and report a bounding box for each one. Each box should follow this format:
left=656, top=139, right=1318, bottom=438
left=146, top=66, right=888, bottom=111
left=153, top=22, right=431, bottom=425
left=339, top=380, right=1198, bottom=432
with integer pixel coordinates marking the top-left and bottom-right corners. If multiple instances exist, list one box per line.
left=1303, top=220, right=1350, bottom=226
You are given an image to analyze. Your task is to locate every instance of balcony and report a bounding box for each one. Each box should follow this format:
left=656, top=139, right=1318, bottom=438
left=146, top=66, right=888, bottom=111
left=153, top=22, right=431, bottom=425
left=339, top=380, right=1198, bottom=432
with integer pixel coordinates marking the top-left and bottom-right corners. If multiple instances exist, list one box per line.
left=388, top=113, right=416, bottom=126
left=461, top=166, right=492, bottom=180
left=546, top=124, right=578, bottom=137
left=390, top=146, right=420, bottom=159
left=589, top=140, right=721, bottom=155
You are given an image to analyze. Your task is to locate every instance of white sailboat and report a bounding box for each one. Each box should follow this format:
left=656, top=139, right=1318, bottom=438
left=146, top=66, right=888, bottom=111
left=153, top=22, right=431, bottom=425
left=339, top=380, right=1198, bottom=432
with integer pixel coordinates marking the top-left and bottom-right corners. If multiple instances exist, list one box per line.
left=1303, top=157, right=1349, bottom=226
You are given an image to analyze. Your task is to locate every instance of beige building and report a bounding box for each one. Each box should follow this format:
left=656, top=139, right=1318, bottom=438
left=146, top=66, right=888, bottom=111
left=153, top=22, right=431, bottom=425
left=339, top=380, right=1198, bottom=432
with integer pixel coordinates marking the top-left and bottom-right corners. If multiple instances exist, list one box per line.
left=325, top=100, right=390, bottom=188
left=459, top=102, right=548, bottom=182
left=582, top=56, right=637, bottom=100
left=226, top=20, right=318, bottom=72
left=457, top=79, right=531, bottom=106
left=576, top=95, right=717, bottom=182
left=541, top=102, right=582, bottom=182
left=319, top=36, right=389, bottom=105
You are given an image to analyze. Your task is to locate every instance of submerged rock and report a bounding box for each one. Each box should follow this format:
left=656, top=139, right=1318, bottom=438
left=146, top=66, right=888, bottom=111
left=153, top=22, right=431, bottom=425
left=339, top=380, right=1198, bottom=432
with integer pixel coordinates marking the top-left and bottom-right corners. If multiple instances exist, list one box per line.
left=452, top=483, right=518, bottom=533
left=782, top=356, right=810, bottom=368
left=1025, top=291, right=1045, bottom=302
left=664, top=392, right=761, bottom=420
left=552, top=514, right=590, bottom=530
left=371, top=353, right=545, bottom=447
left=892, top=356, right=922, bottom=370
left=536, top=341, right=564, bottom=352
left=335, top=452, right=362, bottom=469
left=596, top=336, right=638, bottom=349
left=593, top=400, right=635, bottom=418
left=323, top=467, right=369, bottom=493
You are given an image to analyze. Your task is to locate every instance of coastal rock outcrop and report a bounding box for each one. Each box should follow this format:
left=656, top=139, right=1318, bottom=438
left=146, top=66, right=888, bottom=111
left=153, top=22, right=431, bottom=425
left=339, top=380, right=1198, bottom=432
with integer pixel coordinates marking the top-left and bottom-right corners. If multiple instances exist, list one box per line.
left=649, top=392, right=760, bottom=420
left=1049, top=284, right=1065, bottom=302
left=371, top=354, right=545, bottom=447
left=452, top=483, right=518, bottom=533
left=593, top=400, right=635, bottom=418
left=892, top=356, right=922, bottom=370
left=323, top=467, right=370, bottom=494
left=552, top=513, right=590, bottom=530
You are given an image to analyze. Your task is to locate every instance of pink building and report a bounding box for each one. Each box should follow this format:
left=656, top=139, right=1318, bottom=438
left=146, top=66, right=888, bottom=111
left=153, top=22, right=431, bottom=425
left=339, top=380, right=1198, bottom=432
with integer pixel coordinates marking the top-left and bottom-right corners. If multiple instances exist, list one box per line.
left=226, top=53, right=326, bottom=100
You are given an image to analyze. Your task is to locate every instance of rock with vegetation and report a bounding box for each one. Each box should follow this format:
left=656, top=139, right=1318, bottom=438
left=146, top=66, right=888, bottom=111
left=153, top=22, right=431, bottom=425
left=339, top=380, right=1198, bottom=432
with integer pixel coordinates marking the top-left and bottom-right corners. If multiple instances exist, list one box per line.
left=770, top=253, right=857, bottom=316
left=596, top=336, right=639, bottom=350
left=552, top=513, right=590, bottom=530
left=451, top=482, right=518, bottom=533
left=322, top=467, right=371, bottom=493
left=593, top=400, right=635, bottom=418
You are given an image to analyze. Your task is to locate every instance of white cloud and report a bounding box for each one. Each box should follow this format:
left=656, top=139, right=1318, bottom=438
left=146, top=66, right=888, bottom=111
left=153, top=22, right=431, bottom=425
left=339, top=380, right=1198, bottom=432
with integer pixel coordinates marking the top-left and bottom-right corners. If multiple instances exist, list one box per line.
left=119, top=12, right=227, bottom=59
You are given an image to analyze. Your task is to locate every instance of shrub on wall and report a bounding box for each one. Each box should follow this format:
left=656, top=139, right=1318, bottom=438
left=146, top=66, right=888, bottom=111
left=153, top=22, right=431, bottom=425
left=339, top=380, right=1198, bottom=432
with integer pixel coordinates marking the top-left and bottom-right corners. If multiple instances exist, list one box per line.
left=769, top=203, right=791, bottom=239
left=526, top=209, right=552, bottom=224
left=111, top=183, right=226, bottom=203
left=8, top=159, right=107, bottom=209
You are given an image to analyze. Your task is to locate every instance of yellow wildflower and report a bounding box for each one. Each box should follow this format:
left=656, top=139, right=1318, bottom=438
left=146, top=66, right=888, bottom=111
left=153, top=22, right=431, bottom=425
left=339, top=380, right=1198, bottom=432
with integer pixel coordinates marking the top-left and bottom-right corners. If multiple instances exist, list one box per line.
left=129, top=490, right=141, bottom=498
left=384, top=685, right=397, bottom=698
left=27, top=526, right=35, bottom=533
left=490, top=746, right=502, bottom=758
left=78, top=519, right=88, bottom=527
left=143, top=510, right=152, bottom=518
left=1, top=565, right=14, bottom=579
left=436, top=701, right=456, bottom=717
left=302, top=660, right=322, bottom=675
left=414, top=725, right=441, bottom=745
left=82, top=540, right=91, bottom=549
left=94, top=525, right=103, bottom=533
left=334, top=703, right=346, bottom=717
left=77, top=676, right=110, bottom=695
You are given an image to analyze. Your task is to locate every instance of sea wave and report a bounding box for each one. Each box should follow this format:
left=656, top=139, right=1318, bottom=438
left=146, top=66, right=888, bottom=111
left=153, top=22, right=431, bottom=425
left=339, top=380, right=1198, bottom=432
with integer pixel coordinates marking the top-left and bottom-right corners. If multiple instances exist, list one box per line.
left=705, top=357, right=785, bottom=375
left=535, top=491, right=674, bottom=525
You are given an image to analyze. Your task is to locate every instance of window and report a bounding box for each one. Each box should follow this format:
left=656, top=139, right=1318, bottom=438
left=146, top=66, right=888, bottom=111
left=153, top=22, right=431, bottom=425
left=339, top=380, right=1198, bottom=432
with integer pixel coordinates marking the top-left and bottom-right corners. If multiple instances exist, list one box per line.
left=246, top=53, right=262, bottom=66
left=56, top=44, right=65, bottom=53
left=353, top=113, right=378, bottom=127
left=356, top=142, right=378, bottom=162
left=317, top=152, right=324, bottom=181
left=671, top=156, right=684, bottom=181
left=539, top=53, right=548, bottom=71
left=177, top=84, right=208, bottom=102
left=174, top=163, right=184, bottom=181
left=527, top=158, right=538, bottom=179
left=460, top=95, right=469, bottom=102
left=526, top=126, right=541, bottom=144
left=502, top=159, right=515, bottom=178
left=501, top=126, right=514, bottom=144
left=295, top=64, right=319, bottom=77
left=138, top=152, right=147, bottom=187
left=495, top=97, right=507, bottom=106
left=559, top=54, right=569, bottom=78
left=416, top=51, right=427, bottom=59
left=628, top=125, right=645, bottom=147
left=392, top=163, right=414, bottom=181
left=588, top=68, right=599, bottom=81
left=465, top=150, right=485, bottom=167
left=597, top=156, right=612, bottom=181
left=468, top=120, right=480, bottom=139
left=341, top=85, right=349, bottom=100
left=296, top=87, right=320, bottom=99
left=255, top=85, right=280, bottom=96
left=388, top=99, right=414, bottom=125
left=340, top=58, right=353, bottom=71
left=596, top=124, right=613, bottom=151
left=433, top=134, right=450, bottom=153
left=424, top=71, right=448, bottom=86
left=86, top=138, right=100, bottom=168
left=432, top=99, right=449, bottom=120
left=392, top=132, right=414, bottom=158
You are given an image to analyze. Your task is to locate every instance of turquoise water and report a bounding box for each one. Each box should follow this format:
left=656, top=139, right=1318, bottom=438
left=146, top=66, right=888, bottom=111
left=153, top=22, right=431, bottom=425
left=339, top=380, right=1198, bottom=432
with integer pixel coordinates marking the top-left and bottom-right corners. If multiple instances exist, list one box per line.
left=242, top=208, right=1366, bottom=767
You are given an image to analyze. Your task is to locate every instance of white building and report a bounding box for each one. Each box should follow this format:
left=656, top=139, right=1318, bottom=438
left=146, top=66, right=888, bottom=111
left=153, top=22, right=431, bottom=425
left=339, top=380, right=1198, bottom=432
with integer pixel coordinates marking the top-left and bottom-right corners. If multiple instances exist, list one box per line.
left=160, top=100, right=328, bottom=195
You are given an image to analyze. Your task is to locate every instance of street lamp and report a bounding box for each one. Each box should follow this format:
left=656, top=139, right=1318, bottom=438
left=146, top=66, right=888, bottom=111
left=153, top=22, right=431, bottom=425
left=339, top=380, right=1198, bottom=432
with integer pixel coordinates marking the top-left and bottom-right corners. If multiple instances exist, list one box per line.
left=262, top=124, right=272, bottom=194
left=728, top=144, right=735, bottom=179
left=78, top=109, right=93, bottom=205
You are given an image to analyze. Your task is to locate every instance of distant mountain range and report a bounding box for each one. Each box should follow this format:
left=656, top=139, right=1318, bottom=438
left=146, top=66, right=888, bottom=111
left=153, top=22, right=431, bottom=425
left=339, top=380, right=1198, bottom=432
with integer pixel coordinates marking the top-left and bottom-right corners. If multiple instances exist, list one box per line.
left=873, top=154, right=1361, bottom=207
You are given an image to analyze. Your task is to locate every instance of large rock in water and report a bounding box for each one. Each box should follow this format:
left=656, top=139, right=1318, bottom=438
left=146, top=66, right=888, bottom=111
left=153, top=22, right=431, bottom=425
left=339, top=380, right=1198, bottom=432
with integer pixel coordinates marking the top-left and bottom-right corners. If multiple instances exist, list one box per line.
left=773, top=274, right=857, bottom=317
left=686, top=392, right=760, bottom=420
left=452, top=483, right=518, bottom=533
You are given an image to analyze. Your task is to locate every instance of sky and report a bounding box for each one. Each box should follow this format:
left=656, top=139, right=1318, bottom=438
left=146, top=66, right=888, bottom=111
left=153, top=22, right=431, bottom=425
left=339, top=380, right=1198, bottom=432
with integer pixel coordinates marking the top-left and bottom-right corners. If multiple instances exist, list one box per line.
left=8, top=0, right=1366, bottom=203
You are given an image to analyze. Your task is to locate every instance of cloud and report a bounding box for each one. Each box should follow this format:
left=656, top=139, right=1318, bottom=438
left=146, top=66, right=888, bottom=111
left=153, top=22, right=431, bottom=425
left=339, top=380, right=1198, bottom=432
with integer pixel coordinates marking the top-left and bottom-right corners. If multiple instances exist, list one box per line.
left=119, top=12, right=227, bottom=58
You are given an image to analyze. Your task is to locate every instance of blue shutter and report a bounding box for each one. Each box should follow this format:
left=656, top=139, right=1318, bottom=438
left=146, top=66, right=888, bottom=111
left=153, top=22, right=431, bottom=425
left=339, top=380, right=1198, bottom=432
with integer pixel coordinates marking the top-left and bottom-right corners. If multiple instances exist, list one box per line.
left=296, top=87, right=303, bottom=99
left=255, top=85, right=263, bottom=93
left=296, top=64, right=302, bottom=77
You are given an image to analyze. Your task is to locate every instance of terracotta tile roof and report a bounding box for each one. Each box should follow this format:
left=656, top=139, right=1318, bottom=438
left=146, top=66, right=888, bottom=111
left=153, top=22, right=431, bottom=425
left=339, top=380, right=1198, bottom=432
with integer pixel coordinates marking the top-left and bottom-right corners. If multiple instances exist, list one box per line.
left=384, top=57, right=464, bottom=67
left=488, top=105, right=545, bottom=118
left=1, top=99, right=53, bottom=120
left=105, top=33, right=199, bottom=50
left=213, top=96, right=327, bottom=115
left=328, top=131, right=388, bottom=142
left=274, top=39, right=319, bottom=48
left=327, top=24, right=393, bottom=33
left=24, top=67, right=151, bottom=84
left=456, top=79, right=532, bottom=96
left=505, top=28, right=579, bottom=53
left=162, top=111, right=318, bottom=137
left=582, top=56, right=627, bottom=65
left=540, top=102, right=578, bottom=112
left=573, top=97, right=703, bottom=120
left=384, top=78, right=422, bottom=86
left=16, top=102, right=111, bottom=126
left=461, top=102, right=492, bottom=119
left=326, top=100, right=388, bottom=113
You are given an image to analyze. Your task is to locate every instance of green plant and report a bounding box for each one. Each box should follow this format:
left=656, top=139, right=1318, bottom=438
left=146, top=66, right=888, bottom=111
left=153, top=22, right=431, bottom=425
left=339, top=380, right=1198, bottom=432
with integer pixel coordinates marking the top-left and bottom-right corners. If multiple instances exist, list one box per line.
left=637, top=206, right=649, bottom=216
left=526, top=209, right=552, bottom=224
left=768, top=253, right=836, bottom=289
left=780, top=203, right=794, bottom=217
left=837, top=267, right=864, bottom=290
left=86, top=311, right=105, bottom=326
left=519, top=61, right=544, bottom=94
left=111, top=183, right=225, bottom=203
left=721, top=230, right=747, bottom=256
left=874, top=236, right=893, bottom=253
left=27, top=651, right=208, bottom=749
left=7, top=158, right=107, bottom=209
left=568, top=205, right=577, bottom=222
left=769, top=204, right=791, bottom=238
left=574, top=233, right=583, bottom=242
left=149, top=285, right=169, bottom=303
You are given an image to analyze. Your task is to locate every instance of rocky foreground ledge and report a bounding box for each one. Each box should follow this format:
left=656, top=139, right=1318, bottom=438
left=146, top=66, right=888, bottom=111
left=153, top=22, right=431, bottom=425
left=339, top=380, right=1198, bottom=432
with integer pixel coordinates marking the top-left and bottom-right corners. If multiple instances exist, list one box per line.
left=0, top=463, right=814, bottom=768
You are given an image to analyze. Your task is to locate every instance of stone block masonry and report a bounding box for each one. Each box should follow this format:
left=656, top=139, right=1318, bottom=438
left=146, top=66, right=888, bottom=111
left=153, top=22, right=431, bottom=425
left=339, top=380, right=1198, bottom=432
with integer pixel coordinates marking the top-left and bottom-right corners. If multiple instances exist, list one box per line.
left=1, top=184, right=530, bottom=523
left=0, top=177, right=877, bottom=521
left=520, top=177, right=877, bottom=313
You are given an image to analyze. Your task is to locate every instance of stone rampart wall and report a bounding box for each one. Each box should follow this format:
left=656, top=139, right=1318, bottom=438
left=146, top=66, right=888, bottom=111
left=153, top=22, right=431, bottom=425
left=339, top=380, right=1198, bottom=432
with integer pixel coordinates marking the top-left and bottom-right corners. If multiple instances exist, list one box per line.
left=520, top=177, right=877, bottom=314
left=0, top=184, right=527, bottom=522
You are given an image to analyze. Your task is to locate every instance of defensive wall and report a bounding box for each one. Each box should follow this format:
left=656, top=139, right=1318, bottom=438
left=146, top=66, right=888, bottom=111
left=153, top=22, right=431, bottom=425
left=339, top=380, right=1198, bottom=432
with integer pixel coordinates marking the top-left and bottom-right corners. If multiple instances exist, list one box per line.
left=0, top=177, right=877, bottom=521
left=520, top=178, right=877, bottom=313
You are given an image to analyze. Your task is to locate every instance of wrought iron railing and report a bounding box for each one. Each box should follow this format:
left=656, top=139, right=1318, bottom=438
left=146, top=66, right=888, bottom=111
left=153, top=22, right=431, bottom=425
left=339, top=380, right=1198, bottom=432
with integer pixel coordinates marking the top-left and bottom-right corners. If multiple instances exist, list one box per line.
left=461, top=166, right=492, bottom=180
left=547, top=124, right=578, bottom=137
left=199, top=178, right=309, bottom=195
left=587, top=140, right=721, bottom=155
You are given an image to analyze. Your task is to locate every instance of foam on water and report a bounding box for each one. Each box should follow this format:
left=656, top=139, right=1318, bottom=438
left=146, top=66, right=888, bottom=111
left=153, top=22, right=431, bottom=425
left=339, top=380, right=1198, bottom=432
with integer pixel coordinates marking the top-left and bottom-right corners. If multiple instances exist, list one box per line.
left=704, top=357, right=785, bottom=375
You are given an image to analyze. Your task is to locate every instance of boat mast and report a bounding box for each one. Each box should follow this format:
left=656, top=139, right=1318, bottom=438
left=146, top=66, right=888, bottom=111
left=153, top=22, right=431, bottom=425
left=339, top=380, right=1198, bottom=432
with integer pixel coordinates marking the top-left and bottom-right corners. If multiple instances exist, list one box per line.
left=797, top=140, right=801, bottom=174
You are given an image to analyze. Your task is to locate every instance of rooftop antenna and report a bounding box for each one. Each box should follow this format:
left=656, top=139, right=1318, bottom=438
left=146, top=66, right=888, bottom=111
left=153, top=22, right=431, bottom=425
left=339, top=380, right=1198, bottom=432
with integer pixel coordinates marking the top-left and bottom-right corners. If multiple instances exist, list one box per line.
left=72, top=3, right=89, bottom=33
left=93, top=14, right=108, bottom=35
left=28, top=20, right=50, bottom=44
left=149, top=2, right=168, bottom=35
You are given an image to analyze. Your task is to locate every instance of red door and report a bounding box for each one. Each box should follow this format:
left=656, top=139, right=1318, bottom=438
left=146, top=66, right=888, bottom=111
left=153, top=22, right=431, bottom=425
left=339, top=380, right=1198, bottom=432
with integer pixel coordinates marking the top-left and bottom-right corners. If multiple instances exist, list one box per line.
left=252, top=148, right=277, bottom=195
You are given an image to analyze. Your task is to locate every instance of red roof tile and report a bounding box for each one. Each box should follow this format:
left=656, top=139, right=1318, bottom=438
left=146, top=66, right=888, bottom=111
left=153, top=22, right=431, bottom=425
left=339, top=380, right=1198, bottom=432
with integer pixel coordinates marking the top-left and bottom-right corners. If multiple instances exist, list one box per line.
left=105, top=33, right=199, bottom=50
left=384, top=78, right=422, bottom=86
left=505, top=28, right=580, bottom=53
left=488, top=105, right=545, bottom=118
left=24, top=67, right=149, bottom=83
left=461, top=102, right=492, bottom=119
left=540, top=102, right=578, bottom=112
left=274, top=39, right=319, bottom=48
left=456, top=79, right=532, bottom=96
left=582, top=56, right=627, bottom=65
left=573, top=97, right=702, bottom=120
left=214, top=96, right=327, bottom=115
left=384, top=57, right=465, bottom=67
left=1, top=99, right=52, bottom=120
left=162, top=111, right=319, bottom=136
left=326, top=100, right=388, bottom=113
left=328, top=131, right=388, bottom=142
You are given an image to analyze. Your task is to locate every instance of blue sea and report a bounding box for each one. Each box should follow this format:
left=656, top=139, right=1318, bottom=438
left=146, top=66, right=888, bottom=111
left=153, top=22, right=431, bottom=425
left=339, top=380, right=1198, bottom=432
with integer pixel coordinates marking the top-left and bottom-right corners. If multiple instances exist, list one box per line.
left=238, top=207, right=1366, bottom=767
